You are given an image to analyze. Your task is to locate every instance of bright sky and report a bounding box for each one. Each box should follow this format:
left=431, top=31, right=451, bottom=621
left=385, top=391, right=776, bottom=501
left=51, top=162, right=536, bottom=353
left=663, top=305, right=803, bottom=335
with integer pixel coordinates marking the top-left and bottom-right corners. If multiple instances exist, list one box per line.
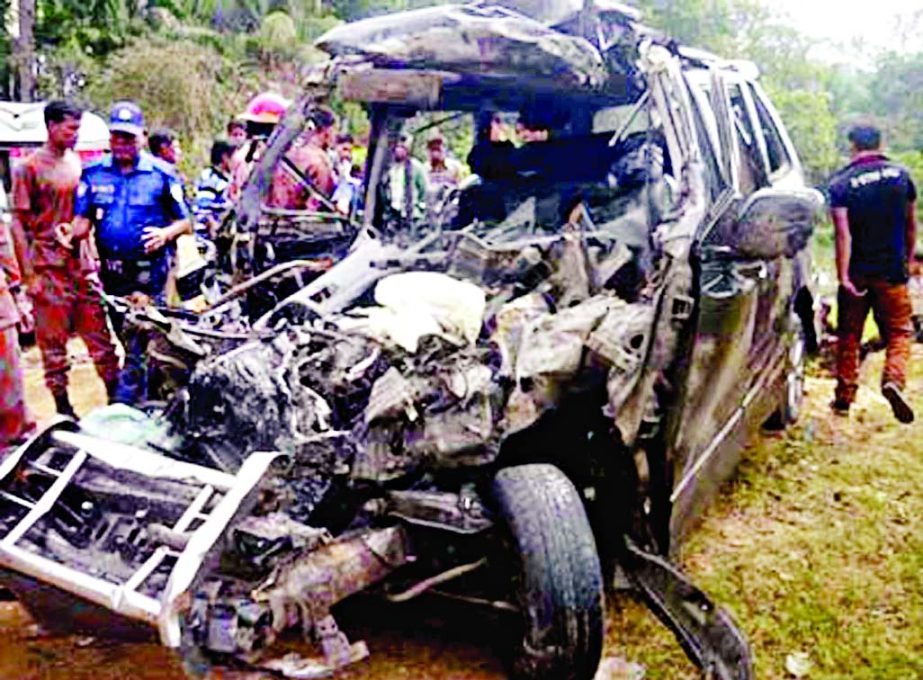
left=774, top=0, right=922, bottom=63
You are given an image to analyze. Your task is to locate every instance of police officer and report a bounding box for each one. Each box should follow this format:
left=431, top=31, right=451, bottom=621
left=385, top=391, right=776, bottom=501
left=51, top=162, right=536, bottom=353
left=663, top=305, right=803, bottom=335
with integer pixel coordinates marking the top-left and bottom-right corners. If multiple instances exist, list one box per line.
left=70, top=101, right=192, bottom=405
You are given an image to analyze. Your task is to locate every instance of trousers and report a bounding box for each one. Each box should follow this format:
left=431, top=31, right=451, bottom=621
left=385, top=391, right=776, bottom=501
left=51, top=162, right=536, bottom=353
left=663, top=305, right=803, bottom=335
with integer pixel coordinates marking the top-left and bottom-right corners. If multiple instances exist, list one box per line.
left=0, top=325, right=32, bottom=448
left=836, top=276, right=912, bottom=404
left=31, top=264, right=119, bottom=397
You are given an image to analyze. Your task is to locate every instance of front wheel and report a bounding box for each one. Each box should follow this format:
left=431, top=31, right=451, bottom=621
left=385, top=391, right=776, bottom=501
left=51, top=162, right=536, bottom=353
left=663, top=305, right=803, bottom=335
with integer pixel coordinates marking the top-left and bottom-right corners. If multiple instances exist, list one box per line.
left=493, top=464, right=605, bottom=680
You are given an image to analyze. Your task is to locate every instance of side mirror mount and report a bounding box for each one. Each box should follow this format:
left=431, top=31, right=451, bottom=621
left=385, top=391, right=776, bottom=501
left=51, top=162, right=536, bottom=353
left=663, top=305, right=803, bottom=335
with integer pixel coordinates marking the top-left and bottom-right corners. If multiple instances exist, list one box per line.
left=731, top=188, right=825, bottom=259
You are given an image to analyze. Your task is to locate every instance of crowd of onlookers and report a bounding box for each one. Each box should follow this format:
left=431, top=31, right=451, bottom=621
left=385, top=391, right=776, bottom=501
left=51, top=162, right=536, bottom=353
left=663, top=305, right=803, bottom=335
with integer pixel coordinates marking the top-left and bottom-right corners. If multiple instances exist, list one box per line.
left=0, top=92, right=473, bottom=452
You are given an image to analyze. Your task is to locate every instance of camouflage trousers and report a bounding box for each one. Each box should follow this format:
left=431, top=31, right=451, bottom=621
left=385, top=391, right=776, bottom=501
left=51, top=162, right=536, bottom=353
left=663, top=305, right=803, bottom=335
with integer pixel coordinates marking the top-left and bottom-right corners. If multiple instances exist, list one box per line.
left=31, top=265, right=119, bottom=397
left=0, top=325, right=32, bottom=448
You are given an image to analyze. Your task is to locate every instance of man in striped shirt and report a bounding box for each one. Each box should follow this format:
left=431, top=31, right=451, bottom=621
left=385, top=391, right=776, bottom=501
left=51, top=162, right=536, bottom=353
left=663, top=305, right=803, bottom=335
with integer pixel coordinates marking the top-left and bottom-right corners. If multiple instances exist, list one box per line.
left=193, top=138, right=236, bottom=237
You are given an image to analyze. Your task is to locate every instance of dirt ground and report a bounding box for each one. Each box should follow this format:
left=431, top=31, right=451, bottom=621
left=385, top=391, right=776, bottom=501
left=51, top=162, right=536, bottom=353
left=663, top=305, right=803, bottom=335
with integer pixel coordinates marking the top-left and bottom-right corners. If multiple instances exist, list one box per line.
left=3, top=339, right=921, bottom=679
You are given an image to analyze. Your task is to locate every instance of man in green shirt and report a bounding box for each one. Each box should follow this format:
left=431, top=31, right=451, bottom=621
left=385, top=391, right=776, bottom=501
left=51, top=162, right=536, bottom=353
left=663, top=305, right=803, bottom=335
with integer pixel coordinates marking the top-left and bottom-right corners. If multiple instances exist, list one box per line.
left=386, top=134, right=428, bottom=225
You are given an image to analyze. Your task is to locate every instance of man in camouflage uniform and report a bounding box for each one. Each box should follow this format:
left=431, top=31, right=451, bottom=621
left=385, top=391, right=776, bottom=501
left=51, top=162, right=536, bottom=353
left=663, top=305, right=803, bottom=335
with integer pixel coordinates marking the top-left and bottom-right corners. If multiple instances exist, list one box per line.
left=11, top=100, right=119, bottom=417
left=0, top=217, right=34, bottom=449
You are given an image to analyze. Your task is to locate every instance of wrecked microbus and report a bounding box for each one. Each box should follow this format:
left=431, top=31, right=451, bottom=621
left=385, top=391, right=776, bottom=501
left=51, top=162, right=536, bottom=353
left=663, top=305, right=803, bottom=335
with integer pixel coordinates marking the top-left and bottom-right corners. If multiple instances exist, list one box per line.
left=0, top=2, right=822, bottom=679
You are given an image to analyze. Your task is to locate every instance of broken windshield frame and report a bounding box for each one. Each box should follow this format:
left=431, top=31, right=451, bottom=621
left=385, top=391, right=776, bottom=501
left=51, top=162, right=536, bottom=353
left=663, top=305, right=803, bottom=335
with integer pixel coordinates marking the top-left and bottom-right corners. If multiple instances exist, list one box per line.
left=357, top=79, right=664, bottom=242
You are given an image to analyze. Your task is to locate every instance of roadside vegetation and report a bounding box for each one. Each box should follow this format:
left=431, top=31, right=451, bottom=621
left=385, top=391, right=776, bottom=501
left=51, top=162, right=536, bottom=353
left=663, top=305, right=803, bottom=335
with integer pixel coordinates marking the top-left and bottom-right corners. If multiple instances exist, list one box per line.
left=606, top=349, right=923, bottom=679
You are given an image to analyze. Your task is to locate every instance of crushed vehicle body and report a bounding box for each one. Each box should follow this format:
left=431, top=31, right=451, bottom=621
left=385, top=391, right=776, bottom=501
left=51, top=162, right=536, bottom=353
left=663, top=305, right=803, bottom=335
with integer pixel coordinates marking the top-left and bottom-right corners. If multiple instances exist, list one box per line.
left=0, top=2, right=823, bottom=679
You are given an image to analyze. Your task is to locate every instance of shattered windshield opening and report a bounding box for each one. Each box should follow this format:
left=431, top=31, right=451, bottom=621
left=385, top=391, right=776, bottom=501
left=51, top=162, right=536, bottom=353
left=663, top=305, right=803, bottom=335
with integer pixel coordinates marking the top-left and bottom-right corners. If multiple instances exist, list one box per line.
left=360, top=89, right=676, bottom=297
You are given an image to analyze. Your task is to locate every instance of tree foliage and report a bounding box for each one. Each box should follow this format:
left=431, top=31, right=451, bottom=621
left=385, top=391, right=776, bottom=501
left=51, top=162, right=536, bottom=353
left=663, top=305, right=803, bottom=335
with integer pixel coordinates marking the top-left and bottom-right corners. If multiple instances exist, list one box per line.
left=635, top=0, right=841, bottom=181
left=866, top=52, right=923, bottom=153
left=766, top=87, right=839, bottom=182
left=85, top=36, right=253, bottom=139
left=3, top=0, right=920, bottom=186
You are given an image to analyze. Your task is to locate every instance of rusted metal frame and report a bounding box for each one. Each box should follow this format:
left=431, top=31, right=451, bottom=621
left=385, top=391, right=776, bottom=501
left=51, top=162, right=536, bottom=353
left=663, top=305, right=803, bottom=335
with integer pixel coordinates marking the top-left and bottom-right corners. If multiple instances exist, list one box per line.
left=253, top=238, right=403, bottom=329
left=732, top=78, right=772, bottom=182
left=361, top=105, right=391, bottom=232
left=252, top=526, right=409, bottom=639
left=0, top=490, right=33, bottom=509
left=0, top=542, right=162, bottom=622
left=0, top=433, right=164, bottom=623
left=119, top=485, right=215, bottom=603
left=259, top=207, right=348, bottom=220
left=51, top=430, right=235, bottom=492
left=706, top=69, right=742, bottom=196
left=384, top=558, right=488, bottom=603
left=122, top=547, right=173, bottom=596
left=644, top=56, right=690, bottom=186
left=427, top=589, right=519, bottom=613
left=622, top=537, right=753, bottom=680
left=206, top=259, right=332, bottom=311
left=1, top=449, right=87, bottom=548
left=0, top=420, right=75, bottom=490
left=174, top=485, right=215, bottom=533
left=608, top=89, right=651, bottom=148
left=158, top=451, right=282, bottom=648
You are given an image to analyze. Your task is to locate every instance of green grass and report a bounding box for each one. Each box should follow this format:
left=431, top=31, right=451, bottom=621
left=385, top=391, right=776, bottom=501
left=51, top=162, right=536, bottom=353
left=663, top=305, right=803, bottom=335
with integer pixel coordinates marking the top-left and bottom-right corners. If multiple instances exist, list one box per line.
left=603, top=348, right=923, bottom=679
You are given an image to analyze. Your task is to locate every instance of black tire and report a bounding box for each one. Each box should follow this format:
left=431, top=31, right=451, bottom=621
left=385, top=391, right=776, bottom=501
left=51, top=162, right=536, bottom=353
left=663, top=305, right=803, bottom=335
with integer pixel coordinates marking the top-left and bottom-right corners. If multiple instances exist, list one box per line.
left=493, top=464, right=605, bottom=680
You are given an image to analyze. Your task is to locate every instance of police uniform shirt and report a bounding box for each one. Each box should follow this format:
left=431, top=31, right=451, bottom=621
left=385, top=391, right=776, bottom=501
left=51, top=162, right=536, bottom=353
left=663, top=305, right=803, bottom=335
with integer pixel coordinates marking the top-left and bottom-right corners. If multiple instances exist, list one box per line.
left=76, top=151, right=189, bottom=262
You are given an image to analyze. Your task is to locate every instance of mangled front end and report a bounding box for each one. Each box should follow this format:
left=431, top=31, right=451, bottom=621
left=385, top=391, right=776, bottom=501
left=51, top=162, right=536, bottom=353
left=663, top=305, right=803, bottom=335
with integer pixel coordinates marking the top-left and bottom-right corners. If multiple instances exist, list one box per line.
left=0, top=10, right=755, bottom=680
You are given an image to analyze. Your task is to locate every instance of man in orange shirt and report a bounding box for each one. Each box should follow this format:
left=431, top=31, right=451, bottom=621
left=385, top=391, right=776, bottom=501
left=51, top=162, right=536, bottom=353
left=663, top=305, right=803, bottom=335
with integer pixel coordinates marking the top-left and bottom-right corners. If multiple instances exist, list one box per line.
left=267, top=106, right=337, bottom=211
left=11, top=100, right=119, bottom=417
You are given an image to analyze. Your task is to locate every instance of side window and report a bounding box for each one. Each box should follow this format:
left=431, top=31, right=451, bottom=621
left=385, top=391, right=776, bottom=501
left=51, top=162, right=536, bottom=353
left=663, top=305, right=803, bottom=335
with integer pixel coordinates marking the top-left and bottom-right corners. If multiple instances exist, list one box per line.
left=686, top=81, right=727, bottom=201
left=747, top=84, right=791, bottom=175
left=727, top=83, right=767, bottom=193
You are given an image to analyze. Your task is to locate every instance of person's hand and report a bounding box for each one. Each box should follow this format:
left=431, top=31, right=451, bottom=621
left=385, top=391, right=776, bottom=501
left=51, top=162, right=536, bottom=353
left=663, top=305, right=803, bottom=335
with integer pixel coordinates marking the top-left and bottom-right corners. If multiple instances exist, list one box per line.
left=841, top=278, right=867, bottom=298
left=126, top=291, right=152, bottom=309
left=142, top=226, right=170, bottom=254
left=54, top=222, right=74, bottom=250
left=14, top=292, right=34, bottom=334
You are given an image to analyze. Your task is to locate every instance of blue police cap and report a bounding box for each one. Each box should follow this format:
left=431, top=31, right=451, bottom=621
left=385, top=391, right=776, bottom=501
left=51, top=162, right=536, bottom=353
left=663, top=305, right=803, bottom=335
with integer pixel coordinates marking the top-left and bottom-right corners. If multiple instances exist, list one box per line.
left=110, top=101, right=145, bottom=137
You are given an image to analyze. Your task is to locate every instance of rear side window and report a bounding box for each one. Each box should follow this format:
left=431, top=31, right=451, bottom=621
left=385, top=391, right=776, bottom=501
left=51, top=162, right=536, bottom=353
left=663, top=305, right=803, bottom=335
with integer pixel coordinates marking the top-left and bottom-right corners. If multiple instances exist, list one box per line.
left=686, top=81, right=727, bottom=200
left=748, top=84, right=791, bottom=175
left=728, top=83, right=767, bottom=192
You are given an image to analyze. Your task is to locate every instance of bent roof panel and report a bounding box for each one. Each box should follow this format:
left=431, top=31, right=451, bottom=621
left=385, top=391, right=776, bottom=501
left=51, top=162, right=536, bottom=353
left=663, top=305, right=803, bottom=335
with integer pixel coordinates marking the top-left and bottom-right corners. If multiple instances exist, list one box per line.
left=316, top=3, right=608, bottom=90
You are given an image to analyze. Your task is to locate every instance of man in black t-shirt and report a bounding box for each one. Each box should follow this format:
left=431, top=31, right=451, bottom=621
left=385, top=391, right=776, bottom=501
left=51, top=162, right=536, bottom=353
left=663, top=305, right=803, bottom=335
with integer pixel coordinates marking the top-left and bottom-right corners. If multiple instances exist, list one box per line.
left=829, top=124, right=918, bottom=423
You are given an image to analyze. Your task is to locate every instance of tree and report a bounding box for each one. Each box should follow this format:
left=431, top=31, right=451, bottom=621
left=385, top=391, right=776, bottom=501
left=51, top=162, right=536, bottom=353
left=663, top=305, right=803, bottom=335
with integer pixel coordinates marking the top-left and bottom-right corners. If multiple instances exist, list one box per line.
left=866, top=51, right=923, bottom=152
left=85, top=36, right=251, bottom=139
left=17, top=0, right=36, bottom=100
left=634, top=1, right=840, bottom=181
left=766, top=87, right=839, bottom=183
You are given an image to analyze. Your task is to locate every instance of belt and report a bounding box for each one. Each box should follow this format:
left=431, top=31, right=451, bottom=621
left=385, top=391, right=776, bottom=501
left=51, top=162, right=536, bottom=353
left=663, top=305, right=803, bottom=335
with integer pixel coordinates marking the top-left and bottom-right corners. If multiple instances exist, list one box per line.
left=100, top=256, right=168, bottom=295
left=102, top=256, right=163, bottom=273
